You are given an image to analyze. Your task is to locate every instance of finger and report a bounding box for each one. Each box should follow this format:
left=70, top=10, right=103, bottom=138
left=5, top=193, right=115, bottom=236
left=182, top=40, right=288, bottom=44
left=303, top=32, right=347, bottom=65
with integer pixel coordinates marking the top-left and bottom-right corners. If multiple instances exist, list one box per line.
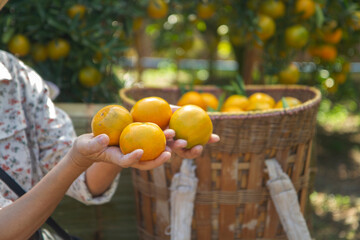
left=133, top=151, right=171, bottom=170
left=164, top=129, right=175, bottom=140
left=208, top=134, right=220, bottom=143
left=78, top=134, right=109, bottom=155
left=112, top=149, right=143, bottom=168
left=188, top=145, right=203, bottom=158
left=170, top=104, right=180, bottom=113
left=165, top=146, right=172, bottom=152
left=170, top=139, right=187, bottom=150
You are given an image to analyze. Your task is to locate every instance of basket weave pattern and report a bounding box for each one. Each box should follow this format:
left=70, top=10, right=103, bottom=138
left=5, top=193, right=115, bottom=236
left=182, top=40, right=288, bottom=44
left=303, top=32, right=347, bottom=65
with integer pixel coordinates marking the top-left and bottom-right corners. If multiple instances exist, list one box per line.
left=120, top=85, right=321, bottom=240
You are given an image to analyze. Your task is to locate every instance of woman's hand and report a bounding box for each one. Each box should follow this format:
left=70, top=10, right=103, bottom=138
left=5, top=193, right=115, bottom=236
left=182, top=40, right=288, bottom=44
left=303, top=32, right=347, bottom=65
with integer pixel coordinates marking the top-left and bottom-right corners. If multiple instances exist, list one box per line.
left=164, top=129, right=220, bottom=159
left=167, top=104, right=220, bottom=159
left=68, top=133, right=171, bottom=171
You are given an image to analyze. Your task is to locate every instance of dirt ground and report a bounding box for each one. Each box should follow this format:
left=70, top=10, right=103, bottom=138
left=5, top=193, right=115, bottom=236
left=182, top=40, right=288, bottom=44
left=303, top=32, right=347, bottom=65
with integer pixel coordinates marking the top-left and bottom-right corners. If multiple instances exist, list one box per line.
left=312, top=122, right=360, bottom=239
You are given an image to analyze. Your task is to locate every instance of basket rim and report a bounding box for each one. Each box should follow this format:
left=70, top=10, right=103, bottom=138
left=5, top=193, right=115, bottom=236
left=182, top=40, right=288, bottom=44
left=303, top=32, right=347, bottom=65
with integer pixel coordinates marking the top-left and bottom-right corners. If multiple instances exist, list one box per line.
left=119, top=84, right=322, bottom=119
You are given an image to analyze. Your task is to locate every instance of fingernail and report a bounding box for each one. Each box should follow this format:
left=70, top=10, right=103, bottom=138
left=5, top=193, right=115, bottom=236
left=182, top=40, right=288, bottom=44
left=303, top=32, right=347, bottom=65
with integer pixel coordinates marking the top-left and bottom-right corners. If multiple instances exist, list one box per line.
left=134, top=149, right=144, bottom=157
left=178, top=139, right=187, bottom=145
left=95, top=134, right=108, bottom=145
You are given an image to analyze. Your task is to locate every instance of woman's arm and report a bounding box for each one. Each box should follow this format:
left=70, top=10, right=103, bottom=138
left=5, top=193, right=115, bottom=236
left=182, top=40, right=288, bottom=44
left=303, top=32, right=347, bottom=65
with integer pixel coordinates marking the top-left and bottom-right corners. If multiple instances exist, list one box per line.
left=0, top=154, right=86, bottom=240
left=0, top=133, right=170, bottom=240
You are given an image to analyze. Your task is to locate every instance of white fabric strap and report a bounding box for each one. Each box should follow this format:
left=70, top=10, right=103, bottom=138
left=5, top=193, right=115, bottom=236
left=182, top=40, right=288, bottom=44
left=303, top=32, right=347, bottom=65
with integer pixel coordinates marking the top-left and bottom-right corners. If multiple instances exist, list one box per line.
left=169, top=159, right=198, bottom=240
left=265, top=158, right=312, bottom=240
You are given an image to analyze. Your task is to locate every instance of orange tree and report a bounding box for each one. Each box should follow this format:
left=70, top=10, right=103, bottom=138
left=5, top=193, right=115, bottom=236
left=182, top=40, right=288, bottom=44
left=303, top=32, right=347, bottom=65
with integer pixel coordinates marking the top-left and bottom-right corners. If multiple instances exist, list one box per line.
left=133, top=0, right=360, bottom=100
left=0, top=0, right=140, bottom=103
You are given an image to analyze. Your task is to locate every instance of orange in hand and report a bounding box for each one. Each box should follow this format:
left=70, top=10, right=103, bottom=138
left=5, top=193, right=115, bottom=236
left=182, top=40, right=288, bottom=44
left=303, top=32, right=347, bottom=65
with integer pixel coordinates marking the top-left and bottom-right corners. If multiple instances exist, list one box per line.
left=177, top=91, right=207, bottom=110
left=91, top=105, right=133, bottom=146
left=120, top=122, right=166, bottom=161
left=169, top=105, right=213, bottom=149
left=130, top=97, right=172, bottom=130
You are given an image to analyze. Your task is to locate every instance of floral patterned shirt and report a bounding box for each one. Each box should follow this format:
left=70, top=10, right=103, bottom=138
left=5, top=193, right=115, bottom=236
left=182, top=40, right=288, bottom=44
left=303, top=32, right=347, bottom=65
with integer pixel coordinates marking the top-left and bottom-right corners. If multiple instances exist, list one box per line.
left=0, top=50, right=119, bottom=208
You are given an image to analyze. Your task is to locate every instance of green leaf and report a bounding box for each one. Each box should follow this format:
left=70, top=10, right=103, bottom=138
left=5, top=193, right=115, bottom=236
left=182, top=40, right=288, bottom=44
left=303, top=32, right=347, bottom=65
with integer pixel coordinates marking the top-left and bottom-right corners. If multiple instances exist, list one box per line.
left=235, top=74, right=246, bottom=96
left=217, top=92, right=227, bottom=111
left=207, top=106, right=216, bottom=112
left=179, top=84, right=187, bottom=96
left=2, top=27, right=15, bottom=44
left=281, top=97, right=289, bottom=109
left=315, top=4, right=325, bottom=29
left=35, top=1, right=46, bottom=21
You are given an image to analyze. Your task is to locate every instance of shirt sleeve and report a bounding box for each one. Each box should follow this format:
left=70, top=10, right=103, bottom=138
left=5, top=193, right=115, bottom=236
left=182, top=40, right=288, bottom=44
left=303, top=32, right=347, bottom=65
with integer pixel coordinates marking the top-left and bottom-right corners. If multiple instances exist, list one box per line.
left=0, top=195, right=13, bottom=209
left=19, top=61, right=119, bottom=205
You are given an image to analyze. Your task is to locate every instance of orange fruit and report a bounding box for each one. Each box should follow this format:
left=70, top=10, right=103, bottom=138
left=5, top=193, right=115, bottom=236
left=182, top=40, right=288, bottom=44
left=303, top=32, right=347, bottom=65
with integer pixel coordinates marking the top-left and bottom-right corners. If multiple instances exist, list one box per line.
left=130, top=97, right=172, bottom=130
left=248, top=92, right=275, bottom=109
left=147, top=0, right=168, bottom=19
left=274, top=97, right=302, bottom=108
left=79, top=66, right=102, bottom=87
left=200, top=93, right=219, bottom=110
left=246, top=101, right=273, bottom=111
left=333, top=73, right=347, bottom=85
left=295, top=0, right=316, bottom=19
left=222, top=95, right=249, bottom=110
left=177, top=91, right=207, bottom=110
left=221, top=106, right=244, bottom=113
left=256, top=14, right=276, bottom=41
left=67, top=4, right=86, bottom=19
left=31, top=44, right=48, bottom=62
left=8, top=34, right=30, bottom=57
left=91, top=105, right=133, bottom=146
left=259, top=0, right=285, bottom=19
left=285, top=25, right=309, bottom=49
left=322, top=28, right=343, bottom=44
left=349, top=11, right=360, bottom=31
left=197, top=3, right=215, bottom=20
left=47, top=39, right=70, bottom=60
left=278, top=63, right=300, bottom=84
left=169, top=105, right=213, bottom=149
left=318, top=45, right=337, bottom=62
left=120, top=122, right=166, bottom=161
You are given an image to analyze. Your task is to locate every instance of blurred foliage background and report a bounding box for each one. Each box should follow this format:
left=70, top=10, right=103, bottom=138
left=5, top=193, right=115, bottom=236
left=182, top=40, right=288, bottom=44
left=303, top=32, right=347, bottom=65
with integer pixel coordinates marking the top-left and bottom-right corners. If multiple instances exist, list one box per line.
left=1, top=0, right=360, bottom=239
left=1, top=0, right=360, bottom=103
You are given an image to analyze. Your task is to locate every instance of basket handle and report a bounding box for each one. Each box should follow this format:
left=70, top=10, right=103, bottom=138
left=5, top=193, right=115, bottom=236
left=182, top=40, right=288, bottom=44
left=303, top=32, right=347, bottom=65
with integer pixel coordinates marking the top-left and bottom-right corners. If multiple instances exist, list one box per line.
left=265, top=158, right=312, bottom=240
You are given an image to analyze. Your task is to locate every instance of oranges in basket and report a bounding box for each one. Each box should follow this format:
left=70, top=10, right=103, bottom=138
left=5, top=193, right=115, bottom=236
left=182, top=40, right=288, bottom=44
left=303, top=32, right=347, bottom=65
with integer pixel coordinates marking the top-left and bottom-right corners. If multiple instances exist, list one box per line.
left=176, top=89, right=302, bottom=113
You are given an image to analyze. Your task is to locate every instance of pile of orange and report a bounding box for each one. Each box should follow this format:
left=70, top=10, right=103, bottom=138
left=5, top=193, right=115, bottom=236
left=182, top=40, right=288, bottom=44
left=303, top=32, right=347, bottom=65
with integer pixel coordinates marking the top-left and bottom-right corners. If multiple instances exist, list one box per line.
left=177, top=90, right=302, bottom=113
left=177, top=91, right=219, bottom=111
left=91, top=96, right=213, bottom=161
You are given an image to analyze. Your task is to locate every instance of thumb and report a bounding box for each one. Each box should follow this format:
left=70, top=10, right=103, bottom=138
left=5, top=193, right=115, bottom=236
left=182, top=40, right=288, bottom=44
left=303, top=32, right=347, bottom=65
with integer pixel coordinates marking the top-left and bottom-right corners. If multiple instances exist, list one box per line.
left=86, top=134, right=109, bottom=154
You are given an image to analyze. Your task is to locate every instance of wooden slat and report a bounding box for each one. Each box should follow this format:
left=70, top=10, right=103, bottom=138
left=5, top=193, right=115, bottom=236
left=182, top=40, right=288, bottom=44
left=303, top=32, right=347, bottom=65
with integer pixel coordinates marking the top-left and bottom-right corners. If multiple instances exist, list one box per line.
left=170, top=154, right=183, bottom=179
left=291, top=144, right=306, bottom=187
left=219, top=153, right=238, bottom=240
left=139, top=170, right=154, bottom=235
left=195, top=152, right=212, bottom=240
left=153, top=165, right=170, bottom=239
left=132, top=170, right=142, bottom=231
left=300, top=140, right=313, bottom=213
left=242, top=153, right=265, bottom=238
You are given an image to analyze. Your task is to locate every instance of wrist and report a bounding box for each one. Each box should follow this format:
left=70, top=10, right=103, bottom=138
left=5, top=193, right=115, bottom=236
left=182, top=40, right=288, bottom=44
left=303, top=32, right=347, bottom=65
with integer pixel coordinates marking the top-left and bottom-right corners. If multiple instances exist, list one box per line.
left=64, top=149, right=92, bottom=173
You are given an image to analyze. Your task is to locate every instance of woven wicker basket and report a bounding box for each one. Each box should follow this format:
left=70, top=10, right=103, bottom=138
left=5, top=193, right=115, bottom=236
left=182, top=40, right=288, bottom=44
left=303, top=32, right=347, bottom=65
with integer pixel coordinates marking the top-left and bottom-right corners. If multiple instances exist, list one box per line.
left=119, top=85, right=321, bottom=240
